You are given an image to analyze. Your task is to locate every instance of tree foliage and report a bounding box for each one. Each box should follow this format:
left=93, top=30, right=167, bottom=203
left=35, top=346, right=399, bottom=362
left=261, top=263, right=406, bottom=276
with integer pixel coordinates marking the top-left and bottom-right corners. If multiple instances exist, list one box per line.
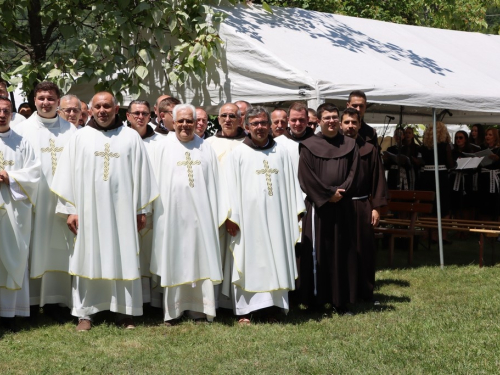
left=0, top=0, right=236, bottom=104
left=256, top=0, right=500, bottom=33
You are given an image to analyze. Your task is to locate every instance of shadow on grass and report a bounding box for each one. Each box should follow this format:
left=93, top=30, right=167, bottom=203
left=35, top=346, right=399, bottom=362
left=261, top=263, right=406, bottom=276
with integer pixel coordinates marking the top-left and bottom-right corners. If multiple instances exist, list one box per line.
left=375, top=278, right=411, bottom=288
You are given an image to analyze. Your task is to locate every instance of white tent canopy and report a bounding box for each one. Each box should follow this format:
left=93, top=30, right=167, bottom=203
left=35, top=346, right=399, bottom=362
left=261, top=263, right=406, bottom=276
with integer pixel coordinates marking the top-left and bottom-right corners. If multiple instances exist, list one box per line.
left=69, top=4, right=500, bottom=124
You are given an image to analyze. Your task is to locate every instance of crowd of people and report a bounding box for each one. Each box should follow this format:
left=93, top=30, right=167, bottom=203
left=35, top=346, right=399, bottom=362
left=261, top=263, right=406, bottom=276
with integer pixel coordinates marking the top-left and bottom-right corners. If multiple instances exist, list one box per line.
left=0, top=78, right=491, bottom=333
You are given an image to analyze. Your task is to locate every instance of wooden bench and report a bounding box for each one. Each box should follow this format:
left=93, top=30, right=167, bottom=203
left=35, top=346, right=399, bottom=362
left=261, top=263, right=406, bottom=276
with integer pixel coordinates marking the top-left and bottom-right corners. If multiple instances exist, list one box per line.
left=375, top=190, right=435, bottom=266
left=410, top=217, right=500, bottom=268
left=377, top=190, right=500, bottom=267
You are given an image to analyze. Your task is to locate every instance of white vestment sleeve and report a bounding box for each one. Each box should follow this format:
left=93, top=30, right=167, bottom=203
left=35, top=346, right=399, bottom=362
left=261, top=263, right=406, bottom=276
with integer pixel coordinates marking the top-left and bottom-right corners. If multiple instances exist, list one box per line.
left=8, top=177, right=28, bottom=201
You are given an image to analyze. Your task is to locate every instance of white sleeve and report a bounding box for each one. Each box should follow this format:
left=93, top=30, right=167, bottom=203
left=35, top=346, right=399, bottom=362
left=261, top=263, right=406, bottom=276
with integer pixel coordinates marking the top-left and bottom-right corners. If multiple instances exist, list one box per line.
left=8, top=176, right=28, bottom=201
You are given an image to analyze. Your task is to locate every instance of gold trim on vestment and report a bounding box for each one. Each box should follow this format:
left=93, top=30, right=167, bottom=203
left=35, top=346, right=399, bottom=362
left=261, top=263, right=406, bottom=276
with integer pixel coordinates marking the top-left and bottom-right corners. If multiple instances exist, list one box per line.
left=0, top=285, right=22, bottom=291
left=68, top=272, right=141, bottom=281
left=159, top=277, right=222, bottom=288
left=0, top=204, right=4, bottom=210
left=137, top=194, right=159, bottom=211
left=12, top=177, right=35, bottom=207
left=30, top=270, right=71, bottom=279
left=50, top=188, right=76, bottom=207
left=139, top=228, right=151, bottom=238
left=232, top=282, right=294, bottom=294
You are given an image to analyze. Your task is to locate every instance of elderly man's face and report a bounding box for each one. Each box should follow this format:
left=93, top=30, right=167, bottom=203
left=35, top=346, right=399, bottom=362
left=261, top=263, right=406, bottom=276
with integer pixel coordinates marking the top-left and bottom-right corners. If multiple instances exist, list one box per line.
left=59, top=97, right=82, bottom=126
left=271, top=110, right=287, bottom=137
left=35, top=89, right=60, bottom=118
left=218, top=104, right=241, bottom=137
left=236, top=102, right=249, bottom=128
left=91, top=93, right=118, bottom=127
left=127, top=103, right=151, bottom=136
left=174, top=107, right=195, bottom=142
left=247, top=114, right=270, bottom=146
left=195, top=108, right=208, bottom=137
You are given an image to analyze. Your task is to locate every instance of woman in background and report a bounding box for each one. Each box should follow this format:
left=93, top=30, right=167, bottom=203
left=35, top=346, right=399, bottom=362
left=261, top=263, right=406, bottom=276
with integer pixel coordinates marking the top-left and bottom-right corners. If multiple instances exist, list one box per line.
left=476, top=128, right=500, bottom=221
left=469, top=124, right=485, bottom=150
left=419, top=122, right=454, bottom=243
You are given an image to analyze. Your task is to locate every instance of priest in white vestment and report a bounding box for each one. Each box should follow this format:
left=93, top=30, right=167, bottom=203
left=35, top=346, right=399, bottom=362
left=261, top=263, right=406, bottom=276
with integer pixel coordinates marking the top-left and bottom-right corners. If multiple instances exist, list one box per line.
left=224, top=107, right=305, bottom=323
left=14, top=82, right=77, bottom=321
left=150, top=104, right=224, bottom=324
left=126, top=99, right=159, bottom=305
left=0, top=96, right=41, bottom=330
left=51, top=92, right=158, bottom=331
left=205, top=103, right=246, bottom=309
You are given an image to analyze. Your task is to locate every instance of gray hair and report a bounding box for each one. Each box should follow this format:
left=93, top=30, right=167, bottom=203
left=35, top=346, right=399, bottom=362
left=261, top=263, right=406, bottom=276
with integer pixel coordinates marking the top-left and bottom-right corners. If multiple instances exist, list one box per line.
left=173, top=103, right=197, bottom=122
left=245, top=106, right=270, bottom=126
left=60, top=94, right=82, bottom=110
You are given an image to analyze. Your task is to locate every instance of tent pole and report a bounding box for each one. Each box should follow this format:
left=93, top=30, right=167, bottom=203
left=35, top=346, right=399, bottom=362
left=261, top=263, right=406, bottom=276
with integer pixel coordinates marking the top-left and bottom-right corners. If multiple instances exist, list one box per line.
left=432, top=108, right=445, bottom=269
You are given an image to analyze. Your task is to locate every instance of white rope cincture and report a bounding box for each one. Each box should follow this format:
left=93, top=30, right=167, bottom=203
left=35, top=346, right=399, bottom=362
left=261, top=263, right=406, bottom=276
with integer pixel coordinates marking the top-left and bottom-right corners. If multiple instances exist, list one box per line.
left=311, top=203, right=318, bottom=296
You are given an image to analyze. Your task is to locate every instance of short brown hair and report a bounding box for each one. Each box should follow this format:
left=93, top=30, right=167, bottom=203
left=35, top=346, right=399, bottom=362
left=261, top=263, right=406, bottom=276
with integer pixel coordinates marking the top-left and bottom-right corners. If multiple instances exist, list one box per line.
left=288, top=101, right=308, bottom=117
left=34, top=81, right=61, bottom=98
left=159, top=97, right=181, bottom=112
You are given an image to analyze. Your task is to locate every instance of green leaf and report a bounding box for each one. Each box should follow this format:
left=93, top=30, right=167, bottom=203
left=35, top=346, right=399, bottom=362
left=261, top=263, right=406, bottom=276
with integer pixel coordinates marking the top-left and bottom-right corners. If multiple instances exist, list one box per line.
left=133, top=2, right=151, bottom=14
left=135, top=66, right=148, bottom=79
left=47, top=68, right=62, bottom=79
left=87, top=44, right=98, bottom=55
left=152, top=9, right=163, bottom=26
left=168, top=17, right=177, bottom=32
left=262, top=2, right=273, bottom=13
left=138, top=49, right=151, bottom=65
left=59, top=24, right=76, bottom=39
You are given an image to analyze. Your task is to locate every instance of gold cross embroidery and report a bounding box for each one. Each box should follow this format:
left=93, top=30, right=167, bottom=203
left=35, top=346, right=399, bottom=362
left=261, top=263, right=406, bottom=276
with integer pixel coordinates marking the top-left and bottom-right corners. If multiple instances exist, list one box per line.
left=41, top=139, right=63, bottom=175
left=177, top=152, right=201, bottom=188
left=0, top=151, right=14, bottom=170
left=256, top=160, right=278, bottom=196
left=94, top=143, right=120, bottom=181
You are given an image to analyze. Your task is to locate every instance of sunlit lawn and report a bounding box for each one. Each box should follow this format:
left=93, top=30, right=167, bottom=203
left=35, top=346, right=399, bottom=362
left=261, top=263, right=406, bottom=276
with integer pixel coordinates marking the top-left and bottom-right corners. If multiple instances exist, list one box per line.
left=1, top=231, right=499, bottom=374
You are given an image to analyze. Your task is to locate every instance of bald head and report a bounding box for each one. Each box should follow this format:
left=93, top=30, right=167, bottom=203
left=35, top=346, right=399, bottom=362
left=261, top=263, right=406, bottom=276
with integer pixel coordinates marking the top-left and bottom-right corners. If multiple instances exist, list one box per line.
left=91, top=92, right=119, bottom=127
left=218, top=103, right=241, bottom=137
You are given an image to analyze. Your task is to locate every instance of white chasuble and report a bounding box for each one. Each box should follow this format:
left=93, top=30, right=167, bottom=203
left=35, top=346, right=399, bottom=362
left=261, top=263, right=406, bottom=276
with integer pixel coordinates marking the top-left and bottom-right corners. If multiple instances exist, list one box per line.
left=15, top=113, right=77, bottom=279
left=205, top=135, right=244, bottom=307
left=150, top=133, right=225, bottom=320
left=223, top=141, right=305, bottom=314
left=51, top=125, right=159, bottom=281
left=0, top=130, right=40, bottom=290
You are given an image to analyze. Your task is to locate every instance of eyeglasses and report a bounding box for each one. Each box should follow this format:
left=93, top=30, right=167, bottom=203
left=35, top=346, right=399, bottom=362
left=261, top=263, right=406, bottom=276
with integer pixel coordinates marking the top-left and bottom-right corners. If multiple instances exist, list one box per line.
left=130, top=111, right=150, bottom=117
left=60, top=108, right=81, bottom=114
left=219, top=113, right=237, bottom=119
left=249, top=121, right=269, bottom=127
left=322, top=116, right=339, bottom=122
left=176, top=119, right=194, bottom=125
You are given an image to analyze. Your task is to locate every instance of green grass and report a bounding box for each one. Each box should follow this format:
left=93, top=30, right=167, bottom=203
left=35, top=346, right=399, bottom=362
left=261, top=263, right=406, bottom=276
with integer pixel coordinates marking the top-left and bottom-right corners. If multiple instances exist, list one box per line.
left=1, top=232, right=500, bottom=374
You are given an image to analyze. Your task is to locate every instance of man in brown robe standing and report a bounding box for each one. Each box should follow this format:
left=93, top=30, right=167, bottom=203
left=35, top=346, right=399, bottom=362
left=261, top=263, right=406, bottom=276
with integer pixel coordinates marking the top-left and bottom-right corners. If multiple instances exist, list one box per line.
left=341, top=107, right=387, bottom=304
left=298, top=103, right=359, bottom=315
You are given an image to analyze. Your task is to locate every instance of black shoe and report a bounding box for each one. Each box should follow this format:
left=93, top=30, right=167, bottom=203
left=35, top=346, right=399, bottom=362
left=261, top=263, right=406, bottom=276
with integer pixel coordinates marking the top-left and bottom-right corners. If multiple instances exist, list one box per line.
left=1, top=318, right=20, bottom=333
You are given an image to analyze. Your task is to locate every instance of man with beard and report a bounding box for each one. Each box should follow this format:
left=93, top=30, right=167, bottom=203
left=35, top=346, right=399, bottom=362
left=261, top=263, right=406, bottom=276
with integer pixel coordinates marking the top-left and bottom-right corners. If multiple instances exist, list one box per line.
left=51, top=92, right=158, bottom=331
left=340, top=107, right=387, bottom=304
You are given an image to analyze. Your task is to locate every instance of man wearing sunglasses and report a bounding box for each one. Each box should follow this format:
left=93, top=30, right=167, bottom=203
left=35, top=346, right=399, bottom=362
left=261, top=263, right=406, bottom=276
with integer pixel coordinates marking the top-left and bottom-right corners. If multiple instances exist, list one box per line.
left=206, top=103, right=247, bottom=310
